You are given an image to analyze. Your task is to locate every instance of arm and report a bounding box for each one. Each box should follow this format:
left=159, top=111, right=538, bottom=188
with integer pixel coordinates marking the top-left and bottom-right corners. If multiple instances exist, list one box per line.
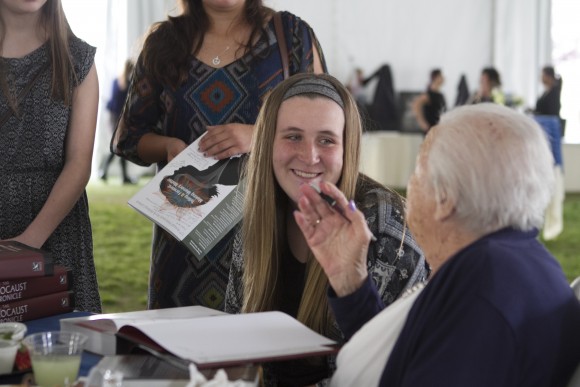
left=391, top=300, right=516, bottom=386
left=12, top=64, right=99, bottom=248
left=112, top=54, right=182, bottom=165
left=328, top=275, right=384, bottom=340
left=137, top=132, right=188, bottom=164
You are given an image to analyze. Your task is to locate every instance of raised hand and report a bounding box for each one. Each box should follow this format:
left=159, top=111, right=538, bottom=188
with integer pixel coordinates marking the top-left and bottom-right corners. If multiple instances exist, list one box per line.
left=293, top=181, right=372, bottom=296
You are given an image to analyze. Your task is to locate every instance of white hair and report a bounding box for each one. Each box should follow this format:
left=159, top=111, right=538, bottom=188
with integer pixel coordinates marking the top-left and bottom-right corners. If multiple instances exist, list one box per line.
left=428, top=103, right=555, bottom=235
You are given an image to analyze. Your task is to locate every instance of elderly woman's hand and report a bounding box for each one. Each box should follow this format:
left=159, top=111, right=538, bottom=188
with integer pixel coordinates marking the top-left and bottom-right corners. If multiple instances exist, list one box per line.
left=294, top=181, right=373, bottom=297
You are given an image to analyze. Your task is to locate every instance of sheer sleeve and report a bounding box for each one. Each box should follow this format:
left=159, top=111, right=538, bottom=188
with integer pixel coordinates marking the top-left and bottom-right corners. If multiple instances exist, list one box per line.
left=280, top=11, right=328, bottom=75
left=111, top=53, right=165, bottom=166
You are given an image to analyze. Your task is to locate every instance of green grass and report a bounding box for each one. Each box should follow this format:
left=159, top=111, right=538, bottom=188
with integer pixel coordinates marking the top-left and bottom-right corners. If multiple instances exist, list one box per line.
left=87, top=178, right=151, bottom=312
left=87, top=180, right=580, bottom=313
left=542, top=194, right=580, bottom=282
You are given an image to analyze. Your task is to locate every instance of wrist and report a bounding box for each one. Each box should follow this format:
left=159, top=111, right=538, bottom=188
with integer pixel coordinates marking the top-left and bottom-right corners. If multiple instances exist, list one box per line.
left=328, top=269, right=368, bottom=298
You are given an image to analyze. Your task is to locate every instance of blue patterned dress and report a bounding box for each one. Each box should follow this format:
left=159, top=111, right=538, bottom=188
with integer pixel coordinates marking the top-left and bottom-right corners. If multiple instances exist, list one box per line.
left=113, top=12, right=326, bottom=310
left=0, top=37, right=102, bottom=313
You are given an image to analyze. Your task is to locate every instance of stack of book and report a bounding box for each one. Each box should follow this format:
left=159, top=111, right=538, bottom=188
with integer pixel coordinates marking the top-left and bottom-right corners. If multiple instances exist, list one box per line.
left=0, top=241, right=74, bottom=322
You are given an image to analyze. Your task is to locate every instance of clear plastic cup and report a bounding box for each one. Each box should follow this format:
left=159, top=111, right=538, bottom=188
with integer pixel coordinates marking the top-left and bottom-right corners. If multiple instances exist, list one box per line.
left=0, top=338, right=19, bottom=374
left=0, top=322, right=27, bottom=374
left=23, top=331, right=87, bottom=387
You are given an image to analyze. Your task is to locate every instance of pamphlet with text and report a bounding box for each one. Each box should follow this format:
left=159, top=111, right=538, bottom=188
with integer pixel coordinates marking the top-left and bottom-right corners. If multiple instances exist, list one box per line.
left=128, top=134, right=245, bottom=261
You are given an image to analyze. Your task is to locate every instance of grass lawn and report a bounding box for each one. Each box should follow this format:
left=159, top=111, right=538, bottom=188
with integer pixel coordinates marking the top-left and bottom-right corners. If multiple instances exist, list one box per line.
left=87, top=178, right=151, bottom=312
left=87, top=179, right=580, bottom=313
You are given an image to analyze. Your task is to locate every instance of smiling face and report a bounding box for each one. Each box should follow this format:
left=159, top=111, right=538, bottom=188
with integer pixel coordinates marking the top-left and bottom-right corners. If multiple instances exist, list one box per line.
left=273, top=96, right=345, bottom=204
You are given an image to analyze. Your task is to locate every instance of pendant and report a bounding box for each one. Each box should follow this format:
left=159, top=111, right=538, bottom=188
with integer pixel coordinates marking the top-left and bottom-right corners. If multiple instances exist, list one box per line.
left=212, top=56, right=220, bottom=66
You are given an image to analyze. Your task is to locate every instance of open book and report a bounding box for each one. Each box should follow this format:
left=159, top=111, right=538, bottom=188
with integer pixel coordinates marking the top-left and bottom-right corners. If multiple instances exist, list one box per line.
left=61, top=307, right=337, bottom=369
left=60, top=305, right=226, bottom=355
left=128, top=134, right=245, bottom=261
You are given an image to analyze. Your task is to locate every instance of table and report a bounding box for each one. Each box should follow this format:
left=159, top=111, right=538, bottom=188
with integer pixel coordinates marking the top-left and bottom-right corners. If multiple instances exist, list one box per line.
left=1, top=312, right=261, bottom=386
left=0, top=311, right=102, bottom=385
left=360, top=131, right=424, bottom=189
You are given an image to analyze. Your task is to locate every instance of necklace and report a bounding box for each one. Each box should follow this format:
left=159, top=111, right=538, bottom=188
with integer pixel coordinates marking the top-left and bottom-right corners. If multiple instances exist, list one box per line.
left=212, top=46, right=231, bottom=66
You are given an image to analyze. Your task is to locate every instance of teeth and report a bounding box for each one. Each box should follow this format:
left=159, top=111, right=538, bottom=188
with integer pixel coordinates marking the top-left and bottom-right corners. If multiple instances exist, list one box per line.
left=294, top=170, right=318, bottom=178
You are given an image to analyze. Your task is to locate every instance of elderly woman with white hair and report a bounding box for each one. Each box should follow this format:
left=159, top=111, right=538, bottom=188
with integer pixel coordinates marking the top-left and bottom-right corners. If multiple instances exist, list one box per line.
left=293, top=103, right=580, bottom=386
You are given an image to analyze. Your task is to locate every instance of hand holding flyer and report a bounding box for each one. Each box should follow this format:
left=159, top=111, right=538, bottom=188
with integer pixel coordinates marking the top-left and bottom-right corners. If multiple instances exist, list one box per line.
left=128, top=134, right=245, bottom=261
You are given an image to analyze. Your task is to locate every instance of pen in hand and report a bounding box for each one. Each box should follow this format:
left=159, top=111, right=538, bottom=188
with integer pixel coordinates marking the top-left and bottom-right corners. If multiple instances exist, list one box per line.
left=310, top=184, right=378, bottom=242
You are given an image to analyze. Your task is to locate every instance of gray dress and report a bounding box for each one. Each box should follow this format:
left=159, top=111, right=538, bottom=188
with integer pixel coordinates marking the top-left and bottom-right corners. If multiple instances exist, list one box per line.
left=0, top=37, right=102, bottom=313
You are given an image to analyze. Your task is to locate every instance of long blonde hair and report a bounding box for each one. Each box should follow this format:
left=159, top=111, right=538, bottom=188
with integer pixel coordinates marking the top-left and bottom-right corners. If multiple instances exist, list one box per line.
left=242, top=73, right=362, bottom=335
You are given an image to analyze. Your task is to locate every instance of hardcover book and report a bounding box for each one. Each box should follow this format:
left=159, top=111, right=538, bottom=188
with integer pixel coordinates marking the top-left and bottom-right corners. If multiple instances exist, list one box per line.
left=61, top=307, right=337, bottom=368
left=0, top=290, right=74, bottom=322
left=60, top=305, right=227, bottom=356
left=0, top=241, right=54, bottom=280
left=128, top=134, right=245, bottom=261
left=0, top=265, right=72, bottom=304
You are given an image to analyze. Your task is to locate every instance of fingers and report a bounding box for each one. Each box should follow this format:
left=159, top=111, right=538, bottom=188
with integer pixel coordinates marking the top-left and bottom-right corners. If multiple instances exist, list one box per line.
left=298, top=181, right=374, bottom=243
left=199, top=129, right=234, bottom=159
left=299, top=182, right=355, bottom=224
left=297, top=184, right=334, bottom=221
left=294, top=208, right=316, bottom=240
left=198, top=124, right=253, bottom=159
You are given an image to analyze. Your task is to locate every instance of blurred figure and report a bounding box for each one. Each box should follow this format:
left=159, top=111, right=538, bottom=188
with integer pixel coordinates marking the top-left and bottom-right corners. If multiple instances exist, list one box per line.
left=533, top=65, right=565, bottom=240
left=454, top=74, right=470, bottom=106
left=294, top=103, right=580, bottom=387
left=535, top=65, right=564, bottom=136
left=412, top=68, right=447, bottom=133
left=362, top=64, right=399, bottom=131
left=99, top=59, right=136, bottom=184
left=535, top=65, right=562, bottom=116
left=471, top=67, right=504, bottom=105
left=346, top=67, right=367, bottom=106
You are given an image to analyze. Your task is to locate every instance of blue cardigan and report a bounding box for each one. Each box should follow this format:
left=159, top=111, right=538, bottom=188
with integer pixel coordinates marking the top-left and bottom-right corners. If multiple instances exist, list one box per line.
left=330, top=228, right=580, bottom=386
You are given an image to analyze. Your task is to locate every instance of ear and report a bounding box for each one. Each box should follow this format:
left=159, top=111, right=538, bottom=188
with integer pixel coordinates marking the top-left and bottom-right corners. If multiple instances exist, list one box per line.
left=434, top=190, right=455, bottom=222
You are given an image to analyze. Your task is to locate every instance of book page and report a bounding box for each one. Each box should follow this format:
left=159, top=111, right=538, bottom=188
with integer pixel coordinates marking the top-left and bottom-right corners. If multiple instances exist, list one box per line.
left=78, top=305, right=226, bottom=332
left=119, top=311, right=336, bottom=366
left=128, top=134, right=245, bottom=260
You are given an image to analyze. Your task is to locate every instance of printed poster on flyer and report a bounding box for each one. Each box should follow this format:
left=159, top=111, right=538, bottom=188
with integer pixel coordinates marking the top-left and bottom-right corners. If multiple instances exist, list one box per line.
left=128, top=134, right=245, bottom=261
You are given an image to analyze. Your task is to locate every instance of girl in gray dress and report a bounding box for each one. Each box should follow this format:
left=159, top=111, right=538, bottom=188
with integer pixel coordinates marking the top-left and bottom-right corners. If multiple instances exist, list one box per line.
left=0, top=0, right=101, bottom=312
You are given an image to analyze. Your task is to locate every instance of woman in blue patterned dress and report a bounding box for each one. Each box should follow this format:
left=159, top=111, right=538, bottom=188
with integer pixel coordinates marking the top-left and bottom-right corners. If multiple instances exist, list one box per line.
left=112, top=0, right=326, bottom=310
left=0, top=0, right=101, bottom=312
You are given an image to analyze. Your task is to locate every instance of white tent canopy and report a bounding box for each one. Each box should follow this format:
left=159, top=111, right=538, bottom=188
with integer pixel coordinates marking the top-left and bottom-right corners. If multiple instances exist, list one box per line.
left=101, top=0, right=551, bottom=109
left=63, top=0, right=562, bottom=179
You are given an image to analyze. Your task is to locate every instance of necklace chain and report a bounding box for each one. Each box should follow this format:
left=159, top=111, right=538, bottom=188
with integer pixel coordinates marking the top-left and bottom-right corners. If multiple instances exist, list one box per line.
left=212, top=46, right=231, bottom=66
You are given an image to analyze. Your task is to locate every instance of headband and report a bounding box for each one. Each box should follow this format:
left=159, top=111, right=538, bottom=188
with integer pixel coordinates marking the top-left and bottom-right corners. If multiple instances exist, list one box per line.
left=282, top=77, right=345, bottom=109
